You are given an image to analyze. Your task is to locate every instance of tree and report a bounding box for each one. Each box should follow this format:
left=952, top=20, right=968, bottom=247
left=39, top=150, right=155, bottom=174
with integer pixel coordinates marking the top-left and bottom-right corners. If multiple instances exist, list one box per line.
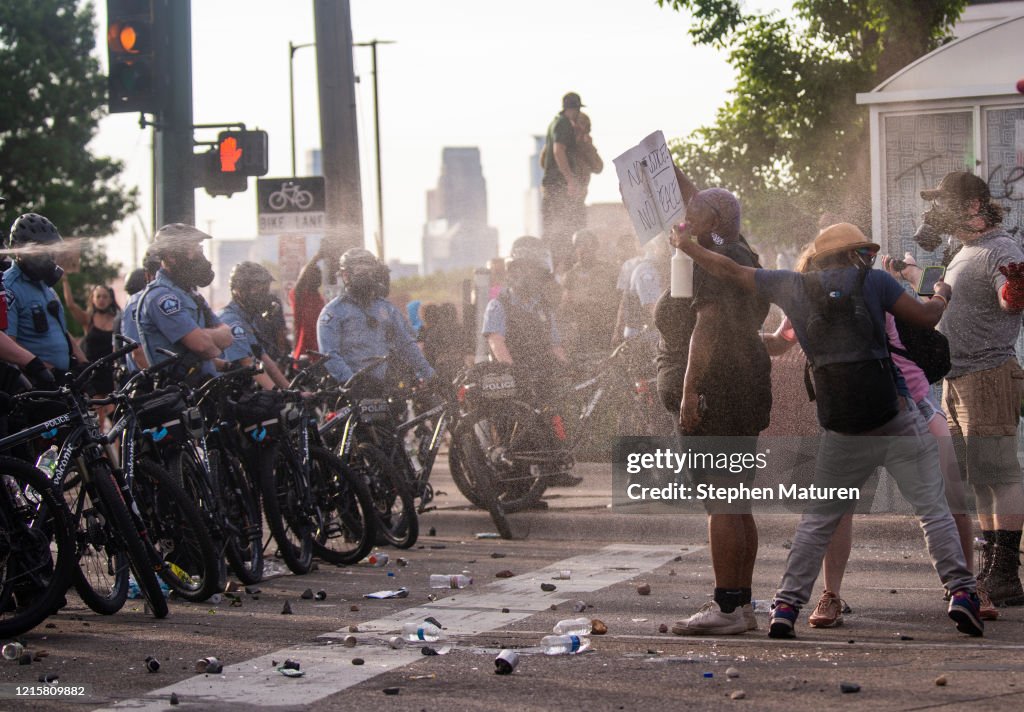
left=0, top=0, right=137, bottom=295
left=657, top=0, right=967, bottom=249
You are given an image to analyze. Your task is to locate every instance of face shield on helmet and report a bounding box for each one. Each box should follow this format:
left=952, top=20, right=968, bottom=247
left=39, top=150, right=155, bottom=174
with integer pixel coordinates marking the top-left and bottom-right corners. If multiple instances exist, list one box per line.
left=229, top=262, right=274, bottom=312
left=340, top=248, right=387, bottom=300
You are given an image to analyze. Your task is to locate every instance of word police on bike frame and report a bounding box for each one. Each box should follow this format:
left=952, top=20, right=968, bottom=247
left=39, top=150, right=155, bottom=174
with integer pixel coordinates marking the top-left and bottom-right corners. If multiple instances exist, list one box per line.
left=257, top=176, right=326, bottom=235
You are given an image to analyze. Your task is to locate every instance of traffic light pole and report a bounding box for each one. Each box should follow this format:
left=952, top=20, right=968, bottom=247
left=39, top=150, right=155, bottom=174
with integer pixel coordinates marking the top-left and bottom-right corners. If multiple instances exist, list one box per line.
left=153, top=0, right=195, bottom=227
left=289, top=41, right=315, bottom=178
left=313, top=0, right=363, bottom=273
left=354, top=39, right=394, bottom=262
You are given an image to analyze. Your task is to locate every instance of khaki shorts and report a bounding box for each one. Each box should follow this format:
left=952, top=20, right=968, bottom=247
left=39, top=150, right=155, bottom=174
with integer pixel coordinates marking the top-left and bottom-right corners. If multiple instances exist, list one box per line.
left=944, top=358, right=1024, bottom=486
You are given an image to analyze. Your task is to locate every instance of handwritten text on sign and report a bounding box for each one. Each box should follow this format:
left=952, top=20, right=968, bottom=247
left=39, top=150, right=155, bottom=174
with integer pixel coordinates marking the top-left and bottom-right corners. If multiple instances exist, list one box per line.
left=613, top=131, right=685, bottom=244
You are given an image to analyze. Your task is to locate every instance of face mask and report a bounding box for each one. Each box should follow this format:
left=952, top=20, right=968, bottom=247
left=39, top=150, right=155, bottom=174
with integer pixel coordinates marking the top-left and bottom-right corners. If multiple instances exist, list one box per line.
left=19, top=255, right=64, bottom=287
left=346, top=270, right=378, bottom=301
left=167, top=253, right=215, bottom=289
left=914, top=204, right=962, bottom=252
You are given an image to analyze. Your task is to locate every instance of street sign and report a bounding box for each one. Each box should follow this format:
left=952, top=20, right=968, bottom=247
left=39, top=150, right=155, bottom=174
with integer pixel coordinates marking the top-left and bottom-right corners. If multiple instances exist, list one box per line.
left=257, top=176, right=326, bottom=235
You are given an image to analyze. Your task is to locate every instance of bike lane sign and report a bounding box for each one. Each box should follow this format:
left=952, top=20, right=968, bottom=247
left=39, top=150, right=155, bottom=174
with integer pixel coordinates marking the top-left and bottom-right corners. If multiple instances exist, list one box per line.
left=257, top=176, right=326, bottom=235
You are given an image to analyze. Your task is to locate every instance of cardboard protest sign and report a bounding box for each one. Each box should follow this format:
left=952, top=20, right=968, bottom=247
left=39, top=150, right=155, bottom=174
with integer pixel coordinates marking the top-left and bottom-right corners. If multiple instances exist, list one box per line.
left=612, top=130, right=685, bottom=244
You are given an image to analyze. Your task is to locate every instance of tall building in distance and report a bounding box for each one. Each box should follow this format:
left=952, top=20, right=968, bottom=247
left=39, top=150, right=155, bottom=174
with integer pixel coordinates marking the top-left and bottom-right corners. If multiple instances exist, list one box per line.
left=422, top=147, right=499, bottom=275
left=524, top=135, right=545, bottom=237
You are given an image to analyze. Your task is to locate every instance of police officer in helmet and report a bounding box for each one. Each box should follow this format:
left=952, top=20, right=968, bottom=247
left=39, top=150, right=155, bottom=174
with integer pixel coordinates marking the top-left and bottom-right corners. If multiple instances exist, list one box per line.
left=135, top=223, right=232, bottom=382
left=483, top=235, right=568, bottom=371
left=2, top=213, right=87, bottom=382
left=218, top=261, right=290, bottom=389
left=317, top=247, right=434, bottom=388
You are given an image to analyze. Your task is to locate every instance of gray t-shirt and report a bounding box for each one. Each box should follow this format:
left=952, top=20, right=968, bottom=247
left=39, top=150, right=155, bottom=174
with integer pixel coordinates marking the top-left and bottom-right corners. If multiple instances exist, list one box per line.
left=939, top=227, right=1024, bottom=379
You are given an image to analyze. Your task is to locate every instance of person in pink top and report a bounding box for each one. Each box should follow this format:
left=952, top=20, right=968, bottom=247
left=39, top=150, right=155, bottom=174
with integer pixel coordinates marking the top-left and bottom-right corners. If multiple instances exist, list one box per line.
left=763, top=242, right=988, bottom=628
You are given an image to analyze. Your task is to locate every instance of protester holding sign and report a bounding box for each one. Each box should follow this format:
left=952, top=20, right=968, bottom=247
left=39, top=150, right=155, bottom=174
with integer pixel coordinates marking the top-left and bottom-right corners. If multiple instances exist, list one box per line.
left=649, top=165, right=772, bottom=636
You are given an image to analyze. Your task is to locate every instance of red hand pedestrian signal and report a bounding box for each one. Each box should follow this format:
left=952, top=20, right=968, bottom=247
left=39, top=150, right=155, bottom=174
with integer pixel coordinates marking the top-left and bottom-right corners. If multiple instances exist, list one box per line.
left=219, top=136, right=243, bottom=173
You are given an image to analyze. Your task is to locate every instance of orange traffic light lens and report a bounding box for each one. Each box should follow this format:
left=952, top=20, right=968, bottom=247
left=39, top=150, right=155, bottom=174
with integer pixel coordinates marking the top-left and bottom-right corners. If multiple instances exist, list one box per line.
left=120, top=25, right=138, bottom=53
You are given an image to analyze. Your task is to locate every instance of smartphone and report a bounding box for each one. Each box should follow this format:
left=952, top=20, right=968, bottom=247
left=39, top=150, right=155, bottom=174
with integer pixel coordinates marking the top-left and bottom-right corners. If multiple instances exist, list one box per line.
left=917, top=266, right=946, bottom=297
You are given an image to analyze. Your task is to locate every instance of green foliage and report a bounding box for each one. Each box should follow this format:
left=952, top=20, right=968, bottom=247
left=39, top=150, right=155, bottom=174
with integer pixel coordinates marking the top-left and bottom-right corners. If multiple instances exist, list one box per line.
left=657, top=0, right=967, bottom=249
left=0, top=0, right=137, bottom=240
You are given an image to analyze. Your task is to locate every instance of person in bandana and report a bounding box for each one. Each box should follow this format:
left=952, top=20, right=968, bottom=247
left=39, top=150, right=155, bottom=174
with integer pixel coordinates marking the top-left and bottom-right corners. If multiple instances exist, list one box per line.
left=656, top=167, right=773, bottom=636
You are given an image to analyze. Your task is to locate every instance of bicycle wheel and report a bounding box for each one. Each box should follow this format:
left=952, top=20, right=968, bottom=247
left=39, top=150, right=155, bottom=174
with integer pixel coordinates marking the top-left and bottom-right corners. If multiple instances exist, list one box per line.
left=261, top=443, right=314, bottom=575
left=0, top=457, right=76, bottom=638
left=449, top=401, right=548, bottom=513
left=171, top=447, right=229, bottom=593
left=64, top=466, right=130, bottom=615
left=214, top=447, right=264, bottom=585
left=134, top=459, right=221, bottom=602
left=87, top=460, right=169, bottom=618
left=309, top=445, right=378, bottom=563
left=353, top=440, right=418, bottom=549
left=451, top=422, right=514, bottom=540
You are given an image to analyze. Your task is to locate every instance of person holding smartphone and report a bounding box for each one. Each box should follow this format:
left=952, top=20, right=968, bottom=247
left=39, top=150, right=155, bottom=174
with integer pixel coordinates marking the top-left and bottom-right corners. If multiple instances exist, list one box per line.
left=901, top=171, right=1024, bottom=609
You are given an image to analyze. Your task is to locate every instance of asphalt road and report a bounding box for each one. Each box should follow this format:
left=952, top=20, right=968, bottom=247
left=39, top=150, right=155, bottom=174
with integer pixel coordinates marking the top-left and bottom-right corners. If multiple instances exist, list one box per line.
left=1, top=457, right=1023, bottom=711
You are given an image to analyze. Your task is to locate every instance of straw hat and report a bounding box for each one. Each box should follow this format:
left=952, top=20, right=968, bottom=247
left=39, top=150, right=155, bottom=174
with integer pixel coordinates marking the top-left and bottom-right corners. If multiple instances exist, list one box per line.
left=811, top=223, right=878, bottom=262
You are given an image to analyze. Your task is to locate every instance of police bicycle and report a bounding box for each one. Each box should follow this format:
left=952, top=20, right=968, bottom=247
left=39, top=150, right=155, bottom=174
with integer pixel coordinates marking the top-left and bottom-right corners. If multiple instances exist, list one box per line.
left=253, top=380, right=376, bottom=573
left=0, top=431, right=76, bottom=637
left=449, top=336, right=671, bottom=538
left=0, top=342, right=170, bottom=618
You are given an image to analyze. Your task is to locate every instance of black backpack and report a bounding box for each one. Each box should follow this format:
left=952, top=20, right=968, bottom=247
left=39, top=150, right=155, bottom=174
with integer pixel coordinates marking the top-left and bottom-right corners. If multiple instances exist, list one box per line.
left=888, top=320, right=951, bottom=384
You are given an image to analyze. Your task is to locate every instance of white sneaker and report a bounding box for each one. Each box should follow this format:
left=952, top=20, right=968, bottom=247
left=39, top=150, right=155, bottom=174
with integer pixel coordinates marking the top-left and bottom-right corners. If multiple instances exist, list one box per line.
left=672, top=601, right=748, bottom=636
left=741, top=603, right=758, bottom=631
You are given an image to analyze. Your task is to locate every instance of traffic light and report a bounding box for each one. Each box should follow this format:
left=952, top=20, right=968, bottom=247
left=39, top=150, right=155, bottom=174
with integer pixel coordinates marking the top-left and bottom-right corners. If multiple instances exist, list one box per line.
left=216, top=131, right=269, bottom=177
left=107, top=0, right=157, bottom=113
left=196, top=149, right=247, bottom=198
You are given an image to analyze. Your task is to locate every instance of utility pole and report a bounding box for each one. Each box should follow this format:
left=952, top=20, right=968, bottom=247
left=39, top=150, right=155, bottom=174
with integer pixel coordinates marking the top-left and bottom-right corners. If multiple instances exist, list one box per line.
left=289, top=40, right=316, bottom=177
left=313, top=0, right=363, bottom=274
left=354, top=39, right=394, bottom=262
left=153, top=0, right=195, bottom=227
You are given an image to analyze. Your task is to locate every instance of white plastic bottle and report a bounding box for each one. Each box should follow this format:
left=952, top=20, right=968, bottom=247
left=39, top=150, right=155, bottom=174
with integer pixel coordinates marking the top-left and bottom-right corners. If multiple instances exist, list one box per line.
left=552, top=617, right=592, bottom=636
left=429, top=574, right=472, bottom=589
left=367, top=552, right=389, bottom=567
left=540, top=634, right=591, bottom=655
left=35, top=445, right=59, bottom=478
left=401, top=621, right=444, bottom=642
left=671, top=248, right=694, bottom=298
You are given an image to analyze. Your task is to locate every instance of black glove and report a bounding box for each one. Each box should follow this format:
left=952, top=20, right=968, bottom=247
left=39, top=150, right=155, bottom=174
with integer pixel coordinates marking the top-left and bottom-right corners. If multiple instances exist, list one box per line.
left=22, top=357, right=56, bottom=389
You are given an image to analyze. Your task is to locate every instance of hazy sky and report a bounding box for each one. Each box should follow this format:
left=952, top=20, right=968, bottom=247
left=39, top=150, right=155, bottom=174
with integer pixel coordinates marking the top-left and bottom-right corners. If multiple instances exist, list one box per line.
left=91, top=0, right=792, bottom=267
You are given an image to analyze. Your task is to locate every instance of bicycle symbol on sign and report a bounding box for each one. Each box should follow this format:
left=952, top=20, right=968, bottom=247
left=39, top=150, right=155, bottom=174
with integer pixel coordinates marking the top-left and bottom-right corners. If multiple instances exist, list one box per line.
left=268, top=181, right=314, bottom=211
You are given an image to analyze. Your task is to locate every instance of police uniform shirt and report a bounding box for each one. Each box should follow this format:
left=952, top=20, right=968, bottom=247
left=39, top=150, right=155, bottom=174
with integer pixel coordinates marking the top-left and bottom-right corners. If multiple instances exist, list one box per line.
left=217, top=301, right=261, bottom=363
left=316, top=295, right=435, bottom=384
left=121, top=290, right=144, bottom=374
left=481, top=290, right=561, bottom=345
left=2, top=262, right=71, bottom=371
left=136, top=269, right=221, bottom=377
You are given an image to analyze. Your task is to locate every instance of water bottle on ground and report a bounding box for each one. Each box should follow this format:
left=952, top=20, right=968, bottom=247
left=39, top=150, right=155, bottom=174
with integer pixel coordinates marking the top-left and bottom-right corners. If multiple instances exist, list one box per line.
left=401, top=622, right=443, bottom=642
left=430, top=574, right=472, bottom=589
left=540, top=634, right=590, bottom=655
left=552, top=617, right=592, bottom=636
left=367, top=552, right=389, bottom=567
left=2, top=642, right=25, bottom=661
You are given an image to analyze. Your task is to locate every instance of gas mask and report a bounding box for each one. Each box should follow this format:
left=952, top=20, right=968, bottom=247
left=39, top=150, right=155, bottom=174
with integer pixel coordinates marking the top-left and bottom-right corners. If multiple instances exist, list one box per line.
left=345, top=267, right=380, bottom=301
left=167, top=253, right=215, bottom=289
left=18, top=254, right=65, bottom=287
left=913, top=203, right=965, bottom=252
left=237, top=289, right=273, bottom=315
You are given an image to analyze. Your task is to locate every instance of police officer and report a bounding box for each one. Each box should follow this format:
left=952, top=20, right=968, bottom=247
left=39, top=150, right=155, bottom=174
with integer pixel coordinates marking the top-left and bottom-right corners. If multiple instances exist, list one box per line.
left=2, top=213, right=87, bottom=381
left=118, top=247, right=162, bottom=375
left=135, top=223, right=232, bottom=382
left=218, top=261, right=290, bottom=389
left=482, top=235, right=568, bottom=372
left=481, top=236, right=578, bottom=487
left=317, top=248, right=434, bottom=387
